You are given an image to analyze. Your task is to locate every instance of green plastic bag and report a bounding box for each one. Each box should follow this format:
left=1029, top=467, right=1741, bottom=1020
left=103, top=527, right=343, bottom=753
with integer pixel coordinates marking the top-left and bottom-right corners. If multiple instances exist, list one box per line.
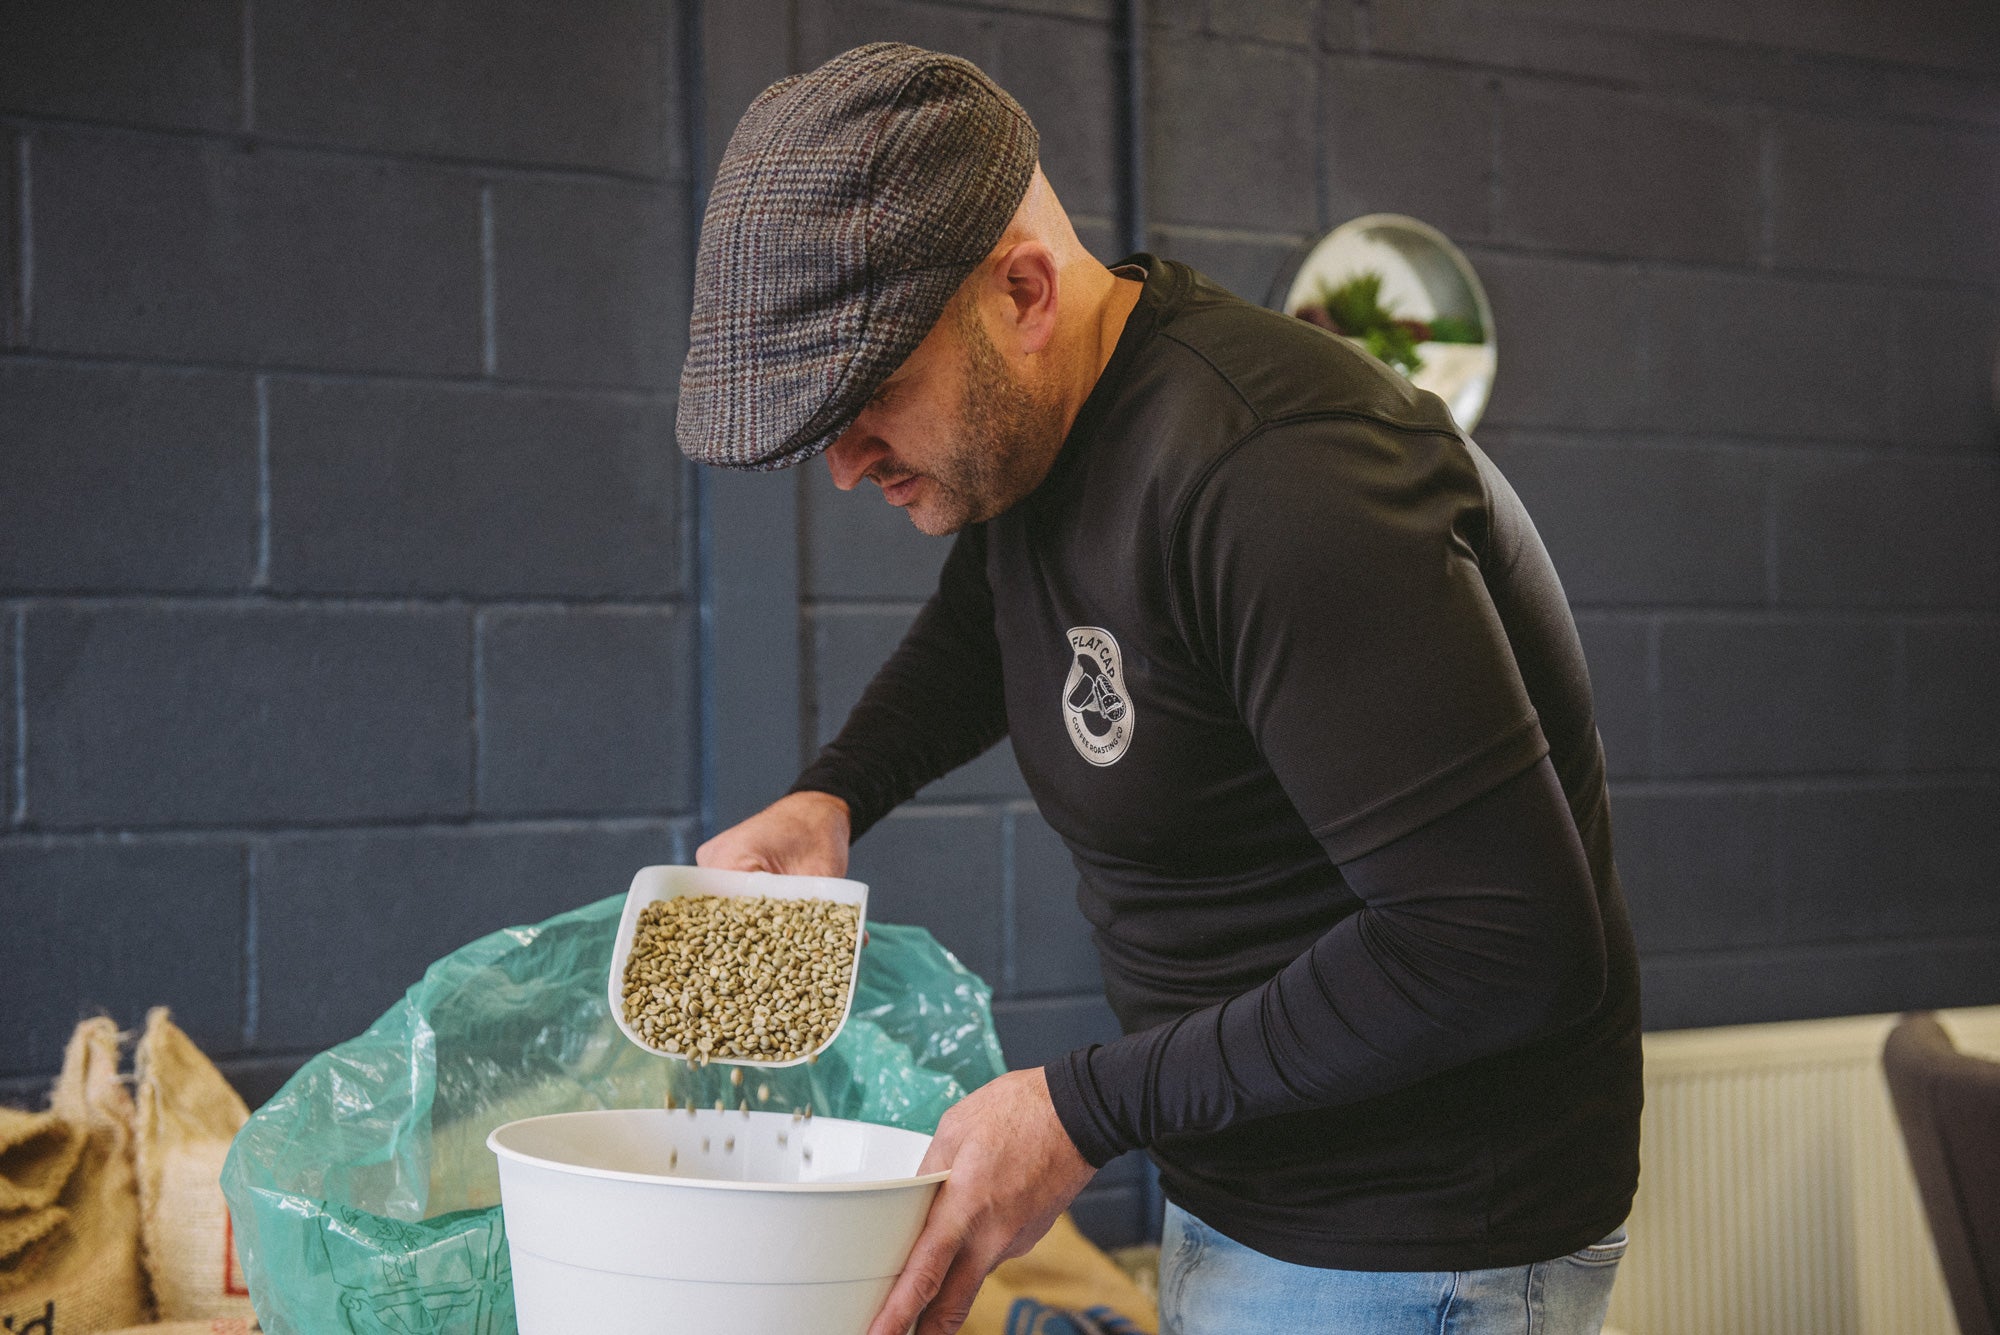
left=220, top=893, right=1006, bottom=1334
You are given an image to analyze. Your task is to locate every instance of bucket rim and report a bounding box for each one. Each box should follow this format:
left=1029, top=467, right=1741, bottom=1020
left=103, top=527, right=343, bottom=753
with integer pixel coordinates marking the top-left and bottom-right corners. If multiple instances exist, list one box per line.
left=487, top=1109, right=951, bottom=1195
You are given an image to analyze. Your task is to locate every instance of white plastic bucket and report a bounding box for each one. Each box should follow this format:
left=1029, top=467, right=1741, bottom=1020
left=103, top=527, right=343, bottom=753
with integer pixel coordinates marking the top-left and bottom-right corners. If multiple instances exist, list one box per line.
left=488, top=1108, right=946, bottom=1334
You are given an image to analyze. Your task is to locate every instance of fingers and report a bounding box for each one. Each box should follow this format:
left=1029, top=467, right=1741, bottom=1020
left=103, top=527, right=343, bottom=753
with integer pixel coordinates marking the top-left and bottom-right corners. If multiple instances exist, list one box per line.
left=867, top=1220, right=963, bottom=1335
left=914, top=1244, right=992, bottom=1335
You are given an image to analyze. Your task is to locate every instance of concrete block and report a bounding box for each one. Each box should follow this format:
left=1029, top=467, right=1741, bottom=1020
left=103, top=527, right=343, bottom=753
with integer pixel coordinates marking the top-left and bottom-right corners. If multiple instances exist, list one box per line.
left=2, top=133, right=16, bottom=349
left=478, top=607, right=698, bottom=817
left=1771, top=452, right=2000, bottom=610
left=267, top=379, right=684, bottom=598
left=1147, top=32, right=1317, bottom=232
left=807, top=608, right=1028, bottom=801
left=1607, top=788, right=1776, bottom=955
left=802, top=467, right=951, bottom=600
left=0, top=362, right=257, bottom=592
left=24, top=604, right=471, bottom=827
left=1770, top=114, right=2000, bottom=287
left=491, top=178, right=687, bottom=391
left=30, top=132, right=483, bottom=374
left=0, top=0, right=239, bottom=130
left=991, top=993, right=1122, bottom=1071
left=1643, top=269, right=1891, bottom=441
left=1075, top=216, right=1126, bottom=267
left=1655, top=618, right=1897, bottom=777
left=1069, top=1182, right=1150, bottom=1250
left=1905, top=622, right=2000, bottom=772
left=1497, top=81, right=1758, bottom=265
left=1149, top=227, right=1304, bottom=308
left=847, top=807, right=1007, bottom=985
left=1469, top=252, right=1647, bottom=432
left=1891, top=287, right=2000, bottom=453
left=254, top=0, right=676, bottom=178
left=1776, top=783, right=2000, bottom=942
left=797, top=0, right=994, bottom=72
left=1493, top=436, right=1767, bottom=606
left=1323, top=58, right=1494, bottom=244
left=253, top=821, right=689, bottom=1049
left=1009, top=810, right=1102, bottom=997
left=0, top=840, right=244, bottom=1076
left=1368, top=0, right=2000, bottom=128
left=983, top=12, right=1118, bottom=219
left=2, top=613, right=14, bottom=822
left=1571, top=615, right=1651, bottom=779
left=1641, top=935, right=2000, bottom=1032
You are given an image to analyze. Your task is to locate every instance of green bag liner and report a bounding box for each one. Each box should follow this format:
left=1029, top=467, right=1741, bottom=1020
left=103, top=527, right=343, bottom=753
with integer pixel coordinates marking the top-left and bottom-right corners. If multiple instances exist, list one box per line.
left=220, top=893, right=1006, bottom=1334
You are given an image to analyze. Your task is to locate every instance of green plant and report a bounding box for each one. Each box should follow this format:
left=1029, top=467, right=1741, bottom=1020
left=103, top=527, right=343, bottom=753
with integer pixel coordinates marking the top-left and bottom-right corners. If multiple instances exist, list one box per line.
left=1294, top=272, right=1487, bottom=377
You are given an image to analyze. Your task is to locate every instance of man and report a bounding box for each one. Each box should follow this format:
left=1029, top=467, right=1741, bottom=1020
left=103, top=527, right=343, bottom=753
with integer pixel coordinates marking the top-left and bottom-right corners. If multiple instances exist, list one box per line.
left=679, top=43, right=1642, bottom=1335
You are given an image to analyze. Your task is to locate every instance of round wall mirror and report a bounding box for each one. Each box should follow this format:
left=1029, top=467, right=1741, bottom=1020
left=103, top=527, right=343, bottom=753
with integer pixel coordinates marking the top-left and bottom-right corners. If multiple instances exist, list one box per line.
left=1271, top=214, right=1497, bottom=432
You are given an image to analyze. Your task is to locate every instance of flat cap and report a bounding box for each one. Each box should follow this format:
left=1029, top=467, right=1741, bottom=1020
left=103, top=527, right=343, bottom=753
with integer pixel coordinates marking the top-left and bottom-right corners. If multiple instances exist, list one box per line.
left=677, top=43, right=1040, bottom=471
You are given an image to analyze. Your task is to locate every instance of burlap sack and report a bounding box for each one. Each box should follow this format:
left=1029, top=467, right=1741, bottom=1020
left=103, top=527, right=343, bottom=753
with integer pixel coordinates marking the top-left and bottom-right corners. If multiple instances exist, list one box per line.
left=0, top=1018, right=152, bottom=1333
left=131, top=1011, right=255, bottom=1323
left=102, top=1322, right=258, bottom=1334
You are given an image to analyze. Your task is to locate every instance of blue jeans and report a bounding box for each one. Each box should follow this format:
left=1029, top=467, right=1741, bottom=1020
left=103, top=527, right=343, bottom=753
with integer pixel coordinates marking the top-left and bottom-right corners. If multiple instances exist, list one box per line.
left=1159, top=1202, right=1627, bottom=1334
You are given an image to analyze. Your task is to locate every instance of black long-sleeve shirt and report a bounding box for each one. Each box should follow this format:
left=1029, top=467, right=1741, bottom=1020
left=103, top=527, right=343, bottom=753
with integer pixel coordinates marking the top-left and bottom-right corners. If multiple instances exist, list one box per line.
left=794, top=257, right=1642, bottom=1270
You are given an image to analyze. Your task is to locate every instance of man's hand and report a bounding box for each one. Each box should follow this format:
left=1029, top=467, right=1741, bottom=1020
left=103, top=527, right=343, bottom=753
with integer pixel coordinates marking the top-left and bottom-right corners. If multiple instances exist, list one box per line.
left=868, top=1068, right=1098, bottom=1335
left=696, top=790, right=852, bottom=877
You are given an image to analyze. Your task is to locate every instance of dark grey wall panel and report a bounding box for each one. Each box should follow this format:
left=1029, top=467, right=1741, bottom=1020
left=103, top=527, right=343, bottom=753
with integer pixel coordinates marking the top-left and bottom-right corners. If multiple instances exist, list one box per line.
left=1771, top=453, right=2000, bottom=610
left=0, top=362, right=258, bottom=592
left=1496, top=83, right=1758, bottom=265
left=2, top=611, right=15, bottom=823
left=478, top=607, right=698, bottom=818
left=29, top=132, right=484, bottom=374
left=1471, top=253, right=1649, bottom=431
left=1643, top=936, right=2000, bottom=1032
left=1571, top=615, right=1651, bottom=779
left=802, top=467, right=950, bottom=600
left=2, top=133, right=18, bottom=349
left=1905, top=622, right=2000, bottom=772
left=1497, top=436, right=1767, bottom=607
left=1, top=839, right=245, bottom=1075
left=252, top=0, right=678, bottom=178
left=1611, top=790, right=1777, bottom=955
left=1654, top=618, right=1897, bottom=777
left=1776, top=783, right=2000, bottom=942
left=266, top=380, right=683, bottom=598
left=846, top=807, right=1007, bottom=985
left=806, top=606, right=1028, bottom=801
left=0, top=0, right=241, bottom=130
left=1147, top=31, right=1318, bottom=231
left=992, top=994, right=1123, bottom=1071
left=24, top=604, right=471, bottom=827
left=1643, top=270, right=1891, bottom=441
left=1009, top=808, right=1102, bottom=998
left=1892, top=289, right=2000, bottom=453
left=1769, top=114, right=2000, bottom=287
left=1321, top=58, right=1496, bottom=245
left=252, top=820, right=690, bottom=1049
left=490, top=178, right=688, bottom=391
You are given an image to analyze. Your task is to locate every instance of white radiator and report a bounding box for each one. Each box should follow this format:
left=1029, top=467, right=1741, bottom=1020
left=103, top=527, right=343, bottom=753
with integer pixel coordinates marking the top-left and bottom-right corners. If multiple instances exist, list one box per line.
left=1606, top=1005, right=2000, bottom=1335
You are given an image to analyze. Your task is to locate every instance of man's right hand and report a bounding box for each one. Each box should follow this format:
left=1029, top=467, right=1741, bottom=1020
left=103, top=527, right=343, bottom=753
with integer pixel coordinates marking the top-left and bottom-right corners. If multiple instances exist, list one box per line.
left=695, top=790, right=853, bottom=878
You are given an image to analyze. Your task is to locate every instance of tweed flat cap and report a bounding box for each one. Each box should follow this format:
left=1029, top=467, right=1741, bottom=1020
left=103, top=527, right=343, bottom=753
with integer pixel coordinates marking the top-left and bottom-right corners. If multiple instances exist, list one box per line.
left=677, top=43, right=1040, bottom=471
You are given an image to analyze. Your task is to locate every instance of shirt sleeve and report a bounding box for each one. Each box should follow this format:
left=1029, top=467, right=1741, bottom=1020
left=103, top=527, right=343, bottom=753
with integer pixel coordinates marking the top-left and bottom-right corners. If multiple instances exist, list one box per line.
left=1042, top=418, right=1608, bottom=1164
left=790, top=524, right=1008, bottom=839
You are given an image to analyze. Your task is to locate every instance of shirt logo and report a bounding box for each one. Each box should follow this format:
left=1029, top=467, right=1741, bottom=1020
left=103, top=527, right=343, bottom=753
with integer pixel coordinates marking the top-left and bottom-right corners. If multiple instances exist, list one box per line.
left=1062, top=627, right=1134, bottom=766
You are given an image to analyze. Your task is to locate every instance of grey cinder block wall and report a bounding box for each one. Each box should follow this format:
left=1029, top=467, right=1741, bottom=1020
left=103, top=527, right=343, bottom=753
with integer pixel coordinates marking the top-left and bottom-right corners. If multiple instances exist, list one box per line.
left=4, top=0, right=1997, bottom=1249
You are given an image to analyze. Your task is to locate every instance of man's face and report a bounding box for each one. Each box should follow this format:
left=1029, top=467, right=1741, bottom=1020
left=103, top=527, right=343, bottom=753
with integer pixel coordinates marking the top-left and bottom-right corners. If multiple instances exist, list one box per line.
left=823, top=296, right=1065, bottom=536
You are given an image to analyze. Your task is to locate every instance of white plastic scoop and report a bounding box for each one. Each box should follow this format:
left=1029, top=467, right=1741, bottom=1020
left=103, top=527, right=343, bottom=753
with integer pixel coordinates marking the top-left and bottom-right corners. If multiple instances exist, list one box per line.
left=608, top=864, right=869, bottom=1068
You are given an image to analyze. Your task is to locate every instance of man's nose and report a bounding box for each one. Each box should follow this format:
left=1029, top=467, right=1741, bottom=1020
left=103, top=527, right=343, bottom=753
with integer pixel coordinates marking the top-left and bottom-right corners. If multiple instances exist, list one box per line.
left=825, top=424, right=887, bottom=491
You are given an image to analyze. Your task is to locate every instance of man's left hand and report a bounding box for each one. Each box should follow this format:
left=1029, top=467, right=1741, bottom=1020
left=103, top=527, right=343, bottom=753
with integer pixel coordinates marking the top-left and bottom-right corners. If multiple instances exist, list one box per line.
left=866, top=1067, right=1098, bottom=1335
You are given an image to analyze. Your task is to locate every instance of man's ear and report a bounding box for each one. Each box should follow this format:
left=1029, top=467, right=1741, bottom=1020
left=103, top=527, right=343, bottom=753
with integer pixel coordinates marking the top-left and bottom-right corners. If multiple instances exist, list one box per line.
left=988, top=240, right=1061, bottom=358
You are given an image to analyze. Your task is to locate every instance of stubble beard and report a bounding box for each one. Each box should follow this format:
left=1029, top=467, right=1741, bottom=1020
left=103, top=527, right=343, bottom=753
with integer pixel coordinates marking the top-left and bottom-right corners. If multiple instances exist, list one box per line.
left=903, top=302, right=1067, bottom=537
